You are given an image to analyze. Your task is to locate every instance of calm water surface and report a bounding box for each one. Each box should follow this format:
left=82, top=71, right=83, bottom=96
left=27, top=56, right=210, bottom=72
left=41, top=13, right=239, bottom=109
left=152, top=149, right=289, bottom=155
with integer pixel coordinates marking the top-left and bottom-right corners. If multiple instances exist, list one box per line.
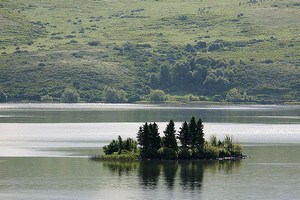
left=0, top=103, right=299, bottom=199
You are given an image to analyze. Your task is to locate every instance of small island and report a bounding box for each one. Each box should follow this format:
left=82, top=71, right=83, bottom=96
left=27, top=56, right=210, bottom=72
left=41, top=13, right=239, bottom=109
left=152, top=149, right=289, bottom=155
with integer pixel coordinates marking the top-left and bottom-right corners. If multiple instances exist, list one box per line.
left=92, top=117, right=245, bottom=161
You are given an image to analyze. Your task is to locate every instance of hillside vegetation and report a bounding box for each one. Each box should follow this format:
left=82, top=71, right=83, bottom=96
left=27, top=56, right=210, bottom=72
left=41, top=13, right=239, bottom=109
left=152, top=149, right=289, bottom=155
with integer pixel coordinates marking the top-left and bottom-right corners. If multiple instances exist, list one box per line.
left=0, top=0, right=299, bottom=103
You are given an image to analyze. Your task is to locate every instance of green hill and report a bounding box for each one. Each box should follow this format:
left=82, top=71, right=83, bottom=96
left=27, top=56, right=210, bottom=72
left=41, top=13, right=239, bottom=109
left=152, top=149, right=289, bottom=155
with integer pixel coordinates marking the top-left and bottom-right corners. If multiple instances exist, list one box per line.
left=0, top=0, right=299, bottom=103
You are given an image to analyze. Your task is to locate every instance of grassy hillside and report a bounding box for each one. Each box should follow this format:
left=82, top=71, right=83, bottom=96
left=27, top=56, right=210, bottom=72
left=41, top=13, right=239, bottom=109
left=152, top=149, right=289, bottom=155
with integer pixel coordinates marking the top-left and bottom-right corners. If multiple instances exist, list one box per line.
left=0, top=0, right=299, bottom=103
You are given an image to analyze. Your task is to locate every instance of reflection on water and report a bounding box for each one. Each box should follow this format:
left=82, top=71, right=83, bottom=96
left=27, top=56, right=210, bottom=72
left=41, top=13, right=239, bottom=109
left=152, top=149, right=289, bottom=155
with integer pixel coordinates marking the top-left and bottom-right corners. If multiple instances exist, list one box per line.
left=102, top=160, right=241, bottom=191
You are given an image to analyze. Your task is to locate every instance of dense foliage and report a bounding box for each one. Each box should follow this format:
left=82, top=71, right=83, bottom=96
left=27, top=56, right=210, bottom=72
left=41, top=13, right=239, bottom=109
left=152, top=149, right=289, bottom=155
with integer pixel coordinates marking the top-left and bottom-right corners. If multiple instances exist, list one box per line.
left=103, top=117, right=243, bottom=160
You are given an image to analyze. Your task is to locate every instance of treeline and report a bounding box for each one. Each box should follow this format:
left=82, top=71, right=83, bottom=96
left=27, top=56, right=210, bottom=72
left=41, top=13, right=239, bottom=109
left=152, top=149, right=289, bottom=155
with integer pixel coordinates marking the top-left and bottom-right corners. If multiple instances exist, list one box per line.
left=116, top=42, right=252, bottom=102
left=117, top=43, right=234, bottom=95
left=102, top=117, right=243, bottom=160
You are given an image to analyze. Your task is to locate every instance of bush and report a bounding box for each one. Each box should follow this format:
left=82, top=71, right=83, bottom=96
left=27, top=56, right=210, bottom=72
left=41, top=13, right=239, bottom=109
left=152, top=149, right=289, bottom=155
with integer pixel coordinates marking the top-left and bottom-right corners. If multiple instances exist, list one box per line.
left=41, top=95, right=53, bottom=103
left=88, top=40, right=100, bottom=46
left=61, top=88, right=79, bottom=103
left=0, top=89, right=8, bottom=102
left=158, top=147, right=177, bottom=160
left=149, top=89, right=167, bottom=102
left=194, top=41, right=207, bottom=49
left=105, top=87, right=127, bottom=103
left=177, top=148, right=191, bottom=159
left=103, top=140, right=119, bottom=155
left=203, top=145, right=219, bottom=159
left=231, top=143, right=243, bottom=156
left=208, top=43, right=224, bottom=51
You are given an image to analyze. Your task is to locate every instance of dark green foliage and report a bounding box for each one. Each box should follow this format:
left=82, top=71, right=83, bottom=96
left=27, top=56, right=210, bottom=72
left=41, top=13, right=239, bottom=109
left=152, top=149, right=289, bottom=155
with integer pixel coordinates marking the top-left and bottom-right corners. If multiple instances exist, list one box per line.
left=158, top=147, right=177, bottom=160
left=163, top=120, right=178, bottom=150
left=194, top=41, right=207, bottom=49
left=189, top=116, right=197, bottom=150
left=103, top=136, right=138, bottom=155
left=226, top=88, right=249, bottom=102
left=123, top=138, right=138, bottom=152
left=208, top=43, right=224, bottom=51
left=202, top=145, right=219, bottom=159
left=177, top=121, right=190, bottom=148
left=105, top=87, right=127, bottom=103
left=140, top=147, right=160, bottom=159
left=0, top=88, right=7, bottom=102
left=103, top=139, right=119, bottom=155
left=149, top=122, right=161, bottom=150
left=149, top=89, right=166, bottom=102
left=137, top=122, right=161, bottom=158
left=159, top=65, right=172, bottom=90
left=61, top=88, right=80, bottom=103
left=196, top=118, right=205, bottom=148
left=88, top=40, right=100, bottom=46
left=177, top=148, right=191, bottom=159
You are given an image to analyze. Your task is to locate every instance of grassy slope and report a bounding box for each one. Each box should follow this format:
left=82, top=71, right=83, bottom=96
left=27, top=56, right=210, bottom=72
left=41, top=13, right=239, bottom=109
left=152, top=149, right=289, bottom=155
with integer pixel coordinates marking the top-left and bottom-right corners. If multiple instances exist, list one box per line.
left=0, top=0, right=299, bottom=102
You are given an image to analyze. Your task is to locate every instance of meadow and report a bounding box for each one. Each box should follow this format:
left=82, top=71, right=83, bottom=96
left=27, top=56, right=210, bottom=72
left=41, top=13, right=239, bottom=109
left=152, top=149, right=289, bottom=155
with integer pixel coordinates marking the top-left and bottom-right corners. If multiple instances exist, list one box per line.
left=0, top=0, right=299, bottom=103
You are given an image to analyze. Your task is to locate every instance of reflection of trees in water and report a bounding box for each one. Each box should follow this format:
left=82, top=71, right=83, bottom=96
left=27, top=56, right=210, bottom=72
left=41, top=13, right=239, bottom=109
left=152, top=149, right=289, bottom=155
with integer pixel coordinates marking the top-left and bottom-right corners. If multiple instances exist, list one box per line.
left=162, top=161, right=178, bottom=189
left=102, top=160, right=242, bottom=189
left=179, top=161, right=204, bottom=190
left=138, top=161, right=161, bottom=188
left=205, top=160, right=242, bottom=174
left=102, top=162, right=138, bottom=176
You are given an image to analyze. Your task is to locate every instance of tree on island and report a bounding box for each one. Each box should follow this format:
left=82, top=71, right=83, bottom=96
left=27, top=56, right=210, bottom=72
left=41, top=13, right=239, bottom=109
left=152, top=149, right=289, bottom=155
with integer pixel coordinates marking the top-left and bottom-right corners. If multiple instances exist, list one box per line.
left=137, top=122, right=161, bottom=158
left=162, top=120, right=178, bottom=150
left=177, top=121, right=190, bottom=148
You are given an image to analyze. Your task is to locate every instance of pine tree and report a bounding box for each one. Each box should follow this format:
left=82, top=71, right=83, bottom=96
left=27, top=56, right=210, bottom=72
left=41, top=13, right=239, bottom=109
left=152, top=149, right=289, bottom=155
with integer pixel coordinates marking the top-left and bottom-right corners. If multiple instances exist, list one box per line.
left=178, top=121, right=190, bottom=148
left=150, top=122, right=161, bottom=150
left=143, top=122, right=150, bottom=148
left=196, top=118, right=205, bottom=147
left=189, top=116, right=197, bottom=150
left=137, top=126, right=144, bottom=147
left=137, top=123, right=150, bottom=148
left=163, top=120, right=178, bottom=150
left=118, top=135, right=123, bottom=154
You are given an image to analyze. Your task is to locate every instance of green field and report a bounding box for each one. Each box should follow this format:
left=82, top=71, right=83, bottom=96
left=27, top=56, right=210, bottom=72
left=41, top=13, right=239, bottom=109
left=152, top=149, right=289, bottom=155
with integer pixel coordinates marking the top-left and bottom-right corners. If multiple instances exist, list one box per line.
left=0, top=0, right=299, bottom=103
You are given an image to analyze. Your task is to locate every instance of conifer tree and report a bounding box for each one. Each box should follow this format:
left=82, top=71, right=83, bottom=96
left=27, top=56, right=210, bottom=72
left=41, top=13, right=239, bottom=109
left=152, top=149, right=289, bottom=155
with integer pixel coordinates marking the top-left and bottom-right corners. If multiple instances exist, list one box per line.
left=196, top=118, right=205, bottom=147
left=143, top=122, right=150, bottom=148
left=163, top=120, right=178, bottom=150
left=178, top=121, right=190, bottom=148
left=189, top=116, right=197, bottom=150
left=150, top=122, right=161, bottom=150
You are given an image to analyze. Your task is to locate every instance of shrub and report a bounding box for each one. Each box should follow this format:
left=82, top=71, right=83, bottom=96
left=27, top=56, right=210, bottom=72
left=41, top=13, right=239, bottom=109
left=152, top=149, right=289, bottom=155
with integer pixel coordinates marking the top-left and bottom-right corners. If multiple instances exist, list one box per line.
left=158, top=147, right=177, bottom=160
left=149, top=89, right=167, bottom=103
left=88, top=40, right=100, bottom=46
left=105, top=87, right=127, bottom=103
left=208, top=43, right=224, bottom=51
left=61, top=88, right=80, bottom=103
left=103, top=140, right=119, bottom=155
left=203, top=145, right=219, bottom=159
left=0, top=89, right=8, bottom=102
left=194, top=41, right=207, bottom=49
left=231, top=143, right=243, bottom=156
left=177, top=148, right=191, bottom=159
left=41, top=95, right=53, bottom=103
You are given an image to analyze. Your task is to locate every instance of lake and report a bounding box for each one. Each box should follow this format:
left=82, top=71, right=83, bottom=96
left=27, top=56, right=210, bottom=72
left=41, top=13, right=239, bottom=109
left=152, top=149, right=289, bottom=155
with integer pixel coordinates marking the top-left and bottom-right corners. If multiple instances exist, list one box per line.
left=0, top=103, right=300, bottom=199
